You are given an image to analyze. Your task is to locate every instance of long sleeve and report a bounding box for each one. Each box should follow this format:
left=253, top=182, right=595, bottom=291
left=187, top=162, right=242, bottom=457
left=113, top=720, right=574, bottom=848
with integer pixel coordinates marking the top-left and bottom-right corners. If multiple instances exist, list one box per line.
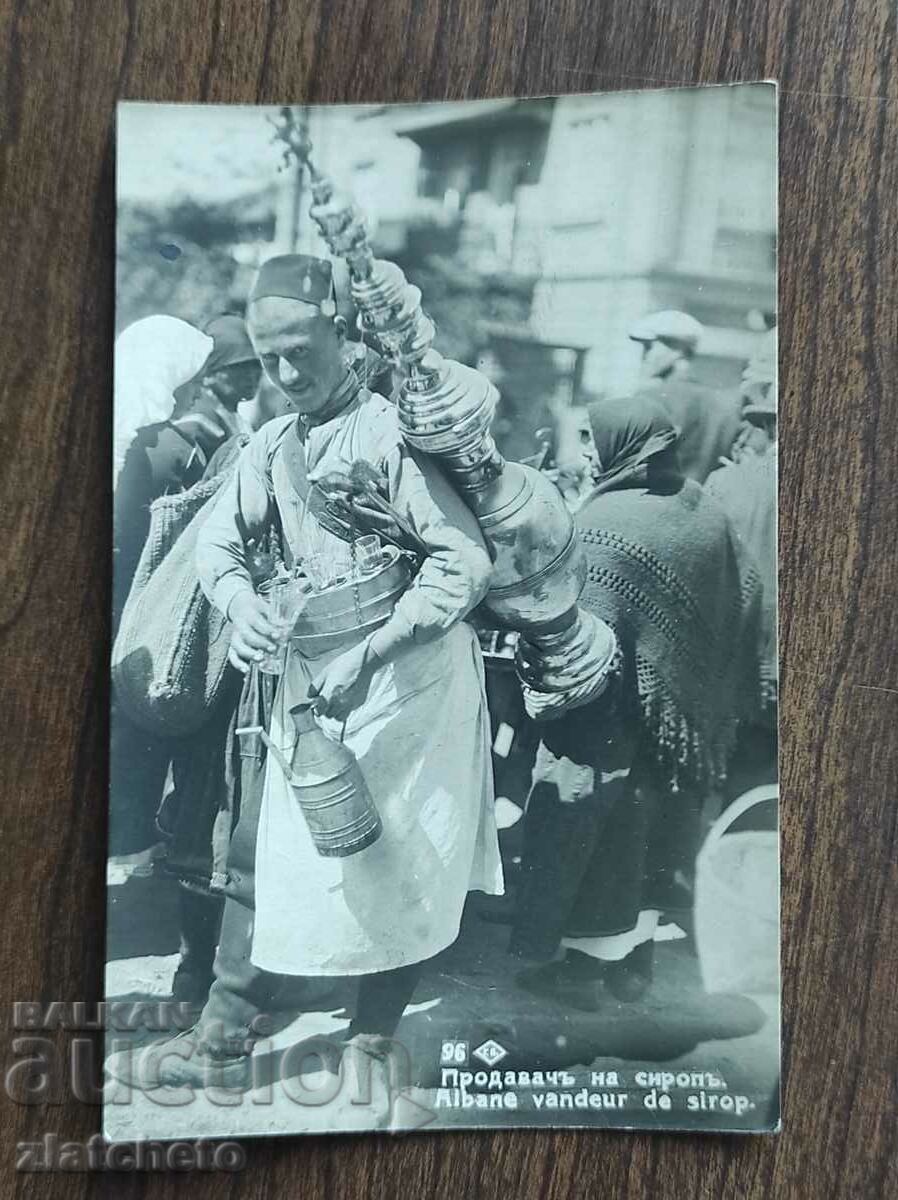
left=195, top=427, right=277, bottom=618
left=369, top=443, right=493, bottom=660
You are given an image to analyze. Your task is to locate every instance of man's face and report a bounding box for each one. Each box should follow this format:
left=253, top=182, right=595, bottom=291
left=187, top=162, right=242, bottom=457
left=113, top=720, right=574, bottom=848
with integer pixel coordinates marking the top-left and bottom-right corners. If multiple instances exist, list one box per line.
left=552, top=406, right=598, bottom=485
left=204, top=361, right=263, bottom=411
left=248, top=296, right=345, bottom=415
left=639, top=337, right=685, bottom=382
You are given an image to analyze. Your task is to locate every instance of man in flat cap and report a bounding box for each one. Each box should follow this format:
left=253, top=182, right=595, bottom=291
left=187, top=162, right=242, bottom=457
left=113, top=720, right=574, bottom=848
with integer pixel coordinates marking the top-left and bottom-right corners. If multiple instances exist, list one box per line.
left=108, top=253, right=502, bottom=1092
left=629, top=308, right=704, bottom=383
left=628, top=309, right=742, bottom=484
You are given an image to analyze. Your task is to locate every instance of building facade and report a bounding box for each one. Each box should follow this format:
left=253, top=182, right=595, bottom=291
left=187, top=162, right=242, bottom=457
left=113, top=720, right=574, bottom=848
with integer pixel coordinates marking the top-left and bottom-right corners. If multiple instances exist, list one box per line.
left=281, top=86, right=775, bottom=407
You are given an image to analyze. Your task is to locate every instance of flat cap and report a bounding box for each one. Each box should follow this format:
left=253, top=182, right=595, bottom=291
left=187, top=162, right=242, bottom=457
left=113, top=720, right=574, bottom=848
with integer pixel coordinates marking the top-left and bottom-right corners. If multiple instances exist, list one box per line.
left=627, top=310, right=704, bottom=350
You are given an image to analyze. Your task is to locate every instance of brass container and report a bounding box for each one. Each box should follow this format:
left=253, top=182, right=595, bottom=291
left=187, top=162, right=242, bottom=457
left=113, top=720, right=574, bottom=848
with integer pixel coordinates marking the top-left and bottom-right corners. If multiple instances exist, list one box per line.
left=290, top=544, right=411, bottom=656
left=397, top=360, right=585, bottom=630
left=288, top=702, right=382, bottom=857
left=471, top=463, right=587, bottom=631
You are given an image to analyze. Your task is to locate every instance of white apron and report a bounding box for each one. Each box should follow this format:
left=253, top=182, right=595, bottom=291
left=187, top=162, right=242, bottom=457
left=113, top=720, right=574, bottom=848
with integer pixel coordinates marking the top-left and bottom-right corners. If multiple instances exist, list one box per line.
left=250, top=445, right=504, bottom=977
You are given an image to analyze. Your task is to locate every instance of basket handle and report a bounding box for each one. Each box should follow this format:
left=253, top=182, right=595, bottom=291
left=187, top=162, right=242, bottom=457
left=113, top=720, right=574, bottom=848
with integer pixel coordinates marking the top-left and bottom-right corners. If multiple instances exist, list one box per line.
left=704, top=784, right=779, bottom=854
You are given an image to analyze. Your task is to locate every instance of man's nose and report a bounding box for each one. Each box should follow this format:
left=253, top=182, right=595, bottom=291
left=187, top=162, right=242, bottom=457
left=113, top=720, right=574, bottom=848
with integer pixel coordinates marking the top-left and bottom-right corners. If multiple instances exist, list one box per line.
left=279, top=357, right=301, bottom=386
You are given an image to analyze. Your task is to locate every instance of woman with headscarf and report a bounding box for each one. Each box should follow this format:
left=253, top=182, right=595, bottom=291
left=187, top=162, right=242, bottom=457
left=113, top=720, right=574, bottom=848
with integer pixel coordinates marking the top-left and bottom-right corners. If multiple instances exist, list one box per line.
left=511, top=395, right=761, bottom=1009
left=113, top=316, right=216, bottom=634
left=111, top=315, right=257, bottom=1003
left=112, top=314, right=263, bottom=990
left=111, top=317, right=214, bottom=880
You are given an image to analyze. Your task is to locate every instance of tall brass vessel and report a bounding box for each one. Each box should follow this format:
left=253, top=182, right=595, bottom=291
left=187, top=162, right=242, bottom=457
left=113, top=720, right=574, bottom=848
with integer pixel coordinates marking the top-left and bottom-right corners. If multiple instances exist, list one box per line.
left=273, top=110, right=616, bottom=715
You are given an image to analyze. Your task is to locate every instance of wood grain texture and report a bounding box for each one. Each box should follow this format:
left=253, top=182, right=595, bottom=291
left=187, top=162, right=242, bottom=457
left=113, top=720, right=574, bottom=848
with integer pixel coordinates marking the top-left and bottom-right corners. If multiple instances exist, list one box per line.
left=0, top=0, right=896, bottom=1195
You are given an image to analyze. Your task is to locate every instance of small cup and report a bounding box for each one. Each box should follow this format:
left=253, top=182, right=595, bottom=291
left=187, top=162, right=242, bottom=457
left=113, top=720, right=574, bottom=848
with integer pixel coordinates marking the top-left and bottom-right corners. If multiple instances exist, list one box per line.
left=354, top=534, right=384, bottom=576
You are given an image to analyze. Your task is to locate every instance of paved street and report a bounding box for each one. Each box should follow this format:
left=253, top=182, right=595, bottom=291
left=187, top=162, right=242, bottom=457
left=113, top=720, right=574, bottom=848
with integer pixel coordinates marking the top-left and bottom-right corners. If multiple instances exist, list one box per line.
left=104, top=862, right=779, bottom=1140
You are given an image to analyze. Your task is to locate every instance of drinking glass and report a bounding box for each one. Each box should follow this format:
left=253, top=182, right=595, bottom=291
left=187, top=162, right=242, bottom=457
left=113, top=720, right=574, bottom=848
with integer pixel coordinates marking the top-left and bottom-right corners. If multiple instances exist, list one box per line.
left=258, top=579, right=304, bottom=675
left=333, top=544, right=354, bottom=586
left=306, top=546, right=353, bottom=591
left=354, top=534, right=384, bottom=577
left=302, top=552, right=329, bottom=593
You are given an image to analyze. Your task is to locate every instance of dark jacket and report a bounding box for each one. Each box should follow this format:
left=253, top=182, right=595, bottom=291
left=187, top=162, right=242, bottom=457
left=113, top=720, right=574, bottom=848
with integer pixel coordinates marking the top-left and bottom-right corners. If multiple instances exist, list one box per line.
left=632, top=379, right=742, bottom=484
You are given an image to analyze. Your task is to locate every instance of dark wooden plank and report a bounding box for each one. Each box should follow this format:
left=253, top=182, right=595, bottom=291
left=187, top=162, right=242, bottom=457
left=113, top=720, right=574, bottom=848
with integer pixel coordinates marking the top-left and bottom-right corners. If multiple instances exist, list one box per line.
left=0, top=1, right=895, bottom=1196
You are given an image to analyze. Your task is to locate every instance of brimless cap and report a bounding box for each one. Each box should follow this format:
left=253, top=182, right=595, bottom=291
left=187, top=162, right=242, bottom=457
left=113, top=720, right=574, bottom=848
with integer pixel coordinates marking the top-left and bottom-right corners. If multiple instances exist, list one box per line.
left=248, top=254, right=336, bottom=314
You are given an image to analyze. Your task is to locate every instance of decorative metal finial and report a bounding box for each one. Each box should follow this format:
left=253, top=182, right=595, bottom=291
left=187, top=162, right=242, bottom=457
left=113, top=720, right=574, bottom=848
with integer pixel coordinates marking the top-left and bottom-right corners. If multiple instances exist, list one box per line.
left=269, top=106, right=316, bottom=175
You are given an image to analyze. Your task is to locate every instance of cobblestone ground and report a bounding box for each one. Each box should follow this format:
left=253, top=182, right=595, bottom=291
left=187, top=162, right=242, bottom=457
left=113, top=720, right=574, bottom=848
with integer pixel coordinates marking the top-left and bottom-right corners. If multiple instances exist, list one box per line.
left=103, top=861, right=779, bottom=1141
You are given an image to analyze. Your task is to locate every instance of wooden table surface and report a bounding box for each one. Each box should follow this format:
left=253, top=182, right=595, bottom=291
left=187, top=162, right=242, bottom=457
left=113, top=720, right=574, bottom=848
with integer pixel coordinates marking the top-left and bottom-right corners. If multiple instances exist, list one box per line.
left=1, top=1, right=896, bottom=1196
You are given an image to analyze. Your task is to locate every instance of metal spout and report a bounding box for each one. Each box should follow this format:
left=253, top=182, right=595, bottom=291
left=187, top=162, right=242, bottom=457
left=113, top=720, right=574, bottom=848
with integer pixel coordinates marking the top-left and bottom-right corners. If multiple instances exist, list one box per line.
left=235, top=724, right=294, bottom=781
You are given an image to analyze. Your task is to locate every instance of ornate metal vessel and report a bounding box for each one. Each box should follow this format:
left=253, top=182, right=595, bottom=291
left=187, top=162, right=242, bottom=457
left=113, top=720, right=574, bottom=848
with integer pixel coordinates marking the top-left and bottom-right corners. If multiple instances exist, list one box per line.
left=273, top=110, right=617, bottom=714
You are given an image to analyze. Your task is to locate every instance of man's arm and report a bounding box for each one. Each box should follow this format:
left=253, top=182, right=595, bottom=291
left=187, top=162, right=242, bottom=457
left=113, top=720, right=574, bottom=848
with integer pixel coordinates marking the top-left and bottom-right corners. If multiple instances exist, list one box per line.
left=195, top=426, right=277, bottom=618
left=196, top=423, right=298, bottom=673
left=367, top=443, right=493, bottom=664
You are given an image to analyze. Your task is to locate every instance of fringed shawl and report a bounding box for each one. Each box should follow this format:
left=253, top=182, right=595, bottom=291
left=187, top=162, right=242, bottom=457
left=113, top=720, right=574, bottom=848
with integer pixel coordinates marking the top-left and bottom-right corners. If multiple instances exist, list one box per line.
left=577, top=478, right=762, bottom=791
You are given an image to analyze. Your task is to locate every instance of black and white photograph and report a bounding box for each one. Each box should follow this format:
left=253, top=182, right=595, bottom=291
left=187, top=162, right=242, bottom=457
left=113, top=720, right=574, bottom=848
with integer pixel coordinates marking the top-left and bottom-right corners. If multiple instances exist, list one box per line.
left=105, top=84, right=779, bottom=1139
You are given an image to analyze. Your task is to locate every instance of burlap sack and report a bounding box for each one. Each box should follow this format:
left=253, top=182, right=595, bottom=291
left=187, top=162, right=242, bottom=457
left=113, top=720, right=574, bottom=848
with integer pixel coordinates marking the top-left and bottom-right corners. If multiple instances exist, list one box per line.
left=112, top=474, right=232, bottom=737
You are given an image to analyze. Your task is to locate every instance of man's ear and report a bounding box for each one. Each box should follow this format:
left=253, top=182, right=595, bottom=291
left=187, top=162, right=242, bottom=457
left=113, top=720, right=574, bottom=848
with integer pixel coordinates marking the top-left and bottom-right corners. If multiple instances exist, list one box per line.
left=333, top=314, right=347, bottom=342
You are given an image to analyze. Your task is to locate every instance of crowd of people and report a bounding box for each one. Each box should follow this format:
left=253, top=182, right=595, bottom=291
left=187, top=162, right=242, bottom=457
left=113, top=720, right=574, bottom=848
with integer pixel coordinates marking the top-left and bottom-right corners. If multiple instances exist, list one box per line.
left=106, top=252, right=777, bottom=1092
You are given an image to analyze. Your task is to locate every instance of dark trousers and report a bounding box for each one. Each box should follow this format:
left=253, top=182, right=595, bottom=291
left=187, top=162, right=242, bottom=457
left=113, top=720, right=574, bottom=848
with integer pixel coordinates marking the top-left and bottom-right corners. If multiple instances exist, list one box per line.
left=177, top=887, right=223, bottom=983
left=108, top=709, right=171, bottom=856
left=196, top=672, right=277, bottom=1052
left=511, top=682, right=702, bottom=960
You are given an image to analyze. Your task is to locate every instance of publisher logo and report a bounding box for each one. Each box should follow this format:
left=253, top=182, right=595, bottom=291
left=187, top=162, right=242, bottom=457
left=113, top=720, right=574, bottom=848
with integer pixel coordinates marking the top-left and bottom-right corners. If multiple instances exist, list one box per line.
left=472, top=1040, right=508, bottom=1067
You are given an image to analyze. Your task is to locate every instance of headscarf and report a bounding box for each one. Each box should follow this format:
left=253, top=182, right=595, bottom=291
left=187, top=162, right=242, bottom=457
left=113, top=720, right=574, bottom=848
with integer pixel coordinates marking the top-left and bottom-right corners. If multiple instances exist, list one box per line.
left=584, top=395, right=680, bottom=497
left=113, top=316, right=213, bottom=486
left=575, top=394, right=762, bottom=789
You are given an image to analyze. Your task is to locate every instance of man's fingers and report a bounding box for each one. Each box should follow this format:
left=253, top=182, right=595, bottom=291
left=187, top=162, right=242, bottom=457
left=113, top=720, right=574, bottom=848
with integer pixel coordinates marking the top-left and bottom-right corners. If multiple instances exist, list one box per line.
left=228, top=645, right=251, bottom=674
left=232, top=631, right=265, bottom=663
left=308, top=676, right=339, bottom=719
left=238, top=624, right=276, bottom=652
left=314, top=696, right=346, bottom=721
left=247, top=611, right=278, bottom=640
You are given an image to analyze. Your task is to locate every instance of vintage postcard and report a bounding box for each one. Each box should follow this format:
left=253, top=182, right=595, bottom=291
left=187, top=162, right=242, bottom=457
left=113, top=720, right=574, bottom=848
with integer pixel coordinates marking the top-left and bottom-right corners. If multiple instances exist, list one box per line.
left=106, top=84, right=779, bottom=1140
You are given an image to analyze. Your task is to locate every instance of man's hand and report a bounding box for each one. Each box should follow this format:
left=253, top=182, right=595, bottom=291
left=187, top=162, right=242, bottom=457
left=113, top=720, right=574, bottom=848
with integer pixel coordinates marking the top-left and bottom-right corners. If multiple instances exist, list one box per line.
left=308, top=641, right=377, bottom=721
left=227, top=591, right=279, bottom=674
